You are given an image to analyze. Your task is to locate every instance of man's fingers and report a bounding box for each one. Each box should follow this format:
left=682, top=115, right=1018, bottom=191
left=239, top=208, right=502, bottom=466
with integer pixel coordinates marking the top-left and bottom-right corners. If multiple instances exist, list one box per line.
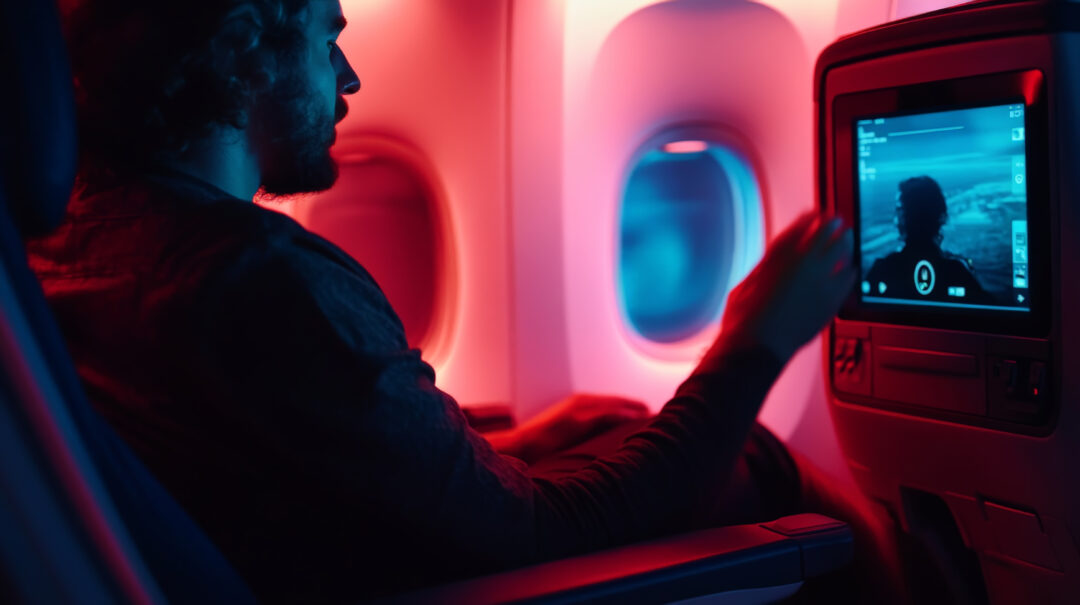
left=806, top=216, right=845, bottom=255
left=774, top=212, right=820, bottom=254
left=821, top=226, right=854, bottom=271
left=784, top=211, right=819, bottom=235
left=826, top=218, right=850, bottom=246
left=832, top=264, right=858, bottom=307
left=792, top=214, right=826, bottom=252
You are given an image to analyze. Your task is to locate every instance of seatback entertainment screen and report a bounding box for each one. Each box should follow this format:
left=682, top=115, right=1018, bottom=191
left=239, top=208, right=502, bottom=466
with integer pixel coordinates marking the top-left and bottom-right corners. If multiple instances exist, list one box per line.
left=856, top=102, right=1030, bottom=313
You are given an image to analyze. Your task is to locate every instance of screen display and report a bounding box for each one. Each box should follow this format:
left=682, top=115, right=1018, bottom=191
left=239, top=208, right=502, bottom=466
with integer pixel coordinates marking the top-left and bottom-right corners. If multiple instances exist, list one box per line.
left=856, top=102, right=1030, bottom=313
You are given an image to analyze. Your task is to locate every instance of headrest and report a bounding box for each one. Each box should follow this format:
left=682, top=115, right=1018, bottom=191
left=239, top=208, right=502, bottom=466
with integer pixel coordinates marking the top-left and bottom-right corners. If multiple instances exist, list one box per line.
left=0, top=1, right=77, bottom=237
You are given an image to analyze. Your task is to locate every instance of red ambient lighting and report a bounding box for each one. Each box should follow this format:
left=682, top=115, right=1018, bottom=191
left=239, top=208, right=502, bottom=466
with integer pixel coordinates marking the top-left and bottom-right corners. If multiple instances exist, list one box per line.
left=662, top=140, right=708, bottom=154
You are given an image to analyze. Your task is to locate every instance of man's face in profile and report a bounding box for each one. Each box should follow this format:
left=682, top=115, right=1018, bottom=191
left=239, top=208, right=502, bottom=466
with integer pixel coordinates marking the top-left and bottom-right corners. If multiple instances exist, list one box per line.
left=252, top=0, right=357, bottom=196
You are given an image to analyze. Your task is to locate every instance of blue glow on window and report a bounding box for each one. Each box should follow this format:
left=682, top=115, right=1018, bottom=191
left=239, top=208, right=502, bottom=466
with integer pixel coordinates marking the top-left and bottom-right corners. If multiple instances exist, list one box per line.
left=619, top=142, right=764, bottom=344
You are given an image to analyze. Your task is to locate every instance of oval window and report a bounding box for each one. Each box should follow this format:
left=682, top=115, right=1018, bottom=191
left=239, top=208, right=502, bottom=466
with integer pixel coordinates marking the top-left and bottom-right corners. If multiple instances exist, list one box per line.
left=302, top=157, right=443, bottom=348
left=619, top=139, right=764, bottom=344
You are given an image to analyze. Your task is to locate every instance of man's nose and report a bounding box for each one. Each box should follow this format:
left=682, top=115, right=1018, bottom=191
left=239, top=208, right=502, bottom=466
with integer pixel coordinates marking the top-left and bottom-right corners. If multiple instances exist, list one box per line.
left=335, top=49, right=361, bottom=95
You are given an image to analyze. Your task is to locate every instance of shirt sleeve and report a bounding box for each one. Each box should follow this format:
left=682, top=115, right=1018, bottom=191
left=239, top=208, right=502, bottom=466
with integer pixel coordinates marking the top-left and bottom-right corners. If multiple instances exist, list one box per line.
left=188, top=227, right=785, bottom=594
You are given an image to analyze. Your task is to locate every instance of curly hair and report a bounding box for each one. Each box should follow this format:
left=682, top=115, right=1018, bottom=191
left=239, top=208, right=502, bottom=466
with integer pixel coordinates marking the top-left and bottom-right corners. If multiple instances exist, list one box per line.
left=64, top=0, right=312, bottom=174
left=896, top=176, right=948, bottom=246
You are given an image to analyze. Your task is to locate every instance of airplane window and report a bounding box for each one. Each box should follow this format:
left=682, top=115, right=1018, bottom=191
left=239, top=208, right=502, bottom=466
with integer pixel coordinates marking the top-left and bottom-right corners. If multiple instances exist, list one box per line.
left=300, top=157, right=444, bottom=348
left=619, top=139, right=764, bottom=344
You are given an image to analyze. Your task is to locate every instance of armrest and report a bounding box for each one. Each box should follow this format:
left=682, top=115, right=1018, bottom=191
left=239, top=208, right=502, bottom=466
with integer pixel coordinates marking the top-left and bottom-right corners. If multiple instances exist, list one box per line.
left=384, top=514, right=853, bottom=604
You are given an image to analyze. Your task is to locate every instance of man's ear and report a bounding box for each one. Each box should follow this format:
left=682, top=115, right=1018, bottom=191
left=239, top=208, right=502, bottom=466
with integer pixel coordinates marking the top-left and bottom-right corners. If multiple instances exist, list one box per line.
left=211, top=4, right=276, bottom=93
left=204, top=4, right=282, bottom=132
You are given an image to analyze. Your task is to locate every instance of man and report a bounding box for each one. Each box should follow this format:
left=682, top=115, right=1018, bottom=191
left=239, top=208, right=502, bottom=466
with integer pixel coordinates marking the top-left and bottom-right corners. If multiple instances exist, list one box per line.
left=34, top=0, right=860, bottom=601
left=866, top=176, right=992, bottom=304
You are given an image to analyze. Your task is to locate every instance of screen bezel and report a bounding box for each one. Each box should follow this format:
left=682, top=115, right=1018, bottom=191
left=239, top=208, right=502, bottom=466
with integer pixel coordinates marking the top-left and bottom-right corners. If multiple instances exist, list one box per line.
left=833, top=69, right=1050, bottom=336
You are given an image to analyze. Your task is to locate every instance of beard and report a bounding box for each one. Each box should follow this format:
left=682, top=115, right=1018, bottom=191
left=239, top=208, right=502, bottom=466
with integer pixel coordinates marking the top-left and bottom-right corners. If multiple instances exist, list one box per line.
left=251, top=73, right=346, bottom=197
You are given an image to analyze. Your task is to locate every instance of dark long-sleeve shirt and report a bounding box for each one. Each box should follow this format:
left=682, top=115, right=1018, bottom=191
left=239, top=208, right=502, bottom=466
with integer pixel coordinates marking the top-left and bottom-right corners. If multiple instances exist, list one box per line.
left=26, top=170, right=783, bottom=602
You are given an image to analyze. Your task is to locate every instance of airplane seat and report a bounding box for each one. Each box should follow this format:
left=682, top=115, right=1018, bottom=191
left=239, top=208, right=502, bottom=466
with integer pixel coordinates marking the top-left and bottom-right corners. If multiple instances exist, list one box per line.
left=0, top=1, right=257, bottom=603
left=819, top=1, right=1080, bottom=602
left=0, top=1, right=854, bottom=603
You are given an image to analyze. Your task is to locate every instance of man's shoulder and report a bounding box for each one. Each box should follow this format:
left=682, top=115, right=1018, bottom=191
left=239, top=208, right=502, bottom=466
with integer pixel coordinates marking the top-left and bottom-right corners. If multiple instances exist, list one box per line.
left=867, top=250, right=905, bottom=274
left=118, top=175, right=366, bottom=275
left=939, top=250, right=976, bottom=272
left=871, top=251, right=904, bottom=264
left=159, top=193, right=379, bottom=298
left=170, top=193, right=404, bottom=344
left=192, top=206, right=408, bottom=355
left=33, top=173, right=384, bottom=302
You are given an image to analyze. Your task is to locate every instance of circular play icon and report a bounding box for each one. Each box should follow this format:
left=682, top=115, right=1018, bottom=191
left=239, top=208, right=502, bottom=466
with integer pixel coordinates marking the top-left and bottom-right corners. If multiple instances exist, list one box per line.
left=914, top=260, right=935, bottom=295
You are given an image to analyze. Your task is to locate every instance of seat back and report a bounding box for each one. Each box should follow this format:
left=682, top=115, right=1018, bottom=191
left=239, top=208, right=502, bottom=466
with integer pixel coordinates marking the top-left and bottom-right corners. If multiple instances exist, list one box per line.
left=0, top=2, right=255, bottom=603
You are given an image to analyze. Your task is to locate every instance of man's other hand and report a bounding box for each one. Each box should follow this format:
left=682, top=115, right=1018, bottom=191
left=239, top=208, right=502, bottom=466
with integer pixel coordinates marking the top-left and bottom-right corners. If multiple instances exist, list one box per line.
left=488, top=394, right=651, bottom=465
left=716, top=211, right=855, bottom=362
